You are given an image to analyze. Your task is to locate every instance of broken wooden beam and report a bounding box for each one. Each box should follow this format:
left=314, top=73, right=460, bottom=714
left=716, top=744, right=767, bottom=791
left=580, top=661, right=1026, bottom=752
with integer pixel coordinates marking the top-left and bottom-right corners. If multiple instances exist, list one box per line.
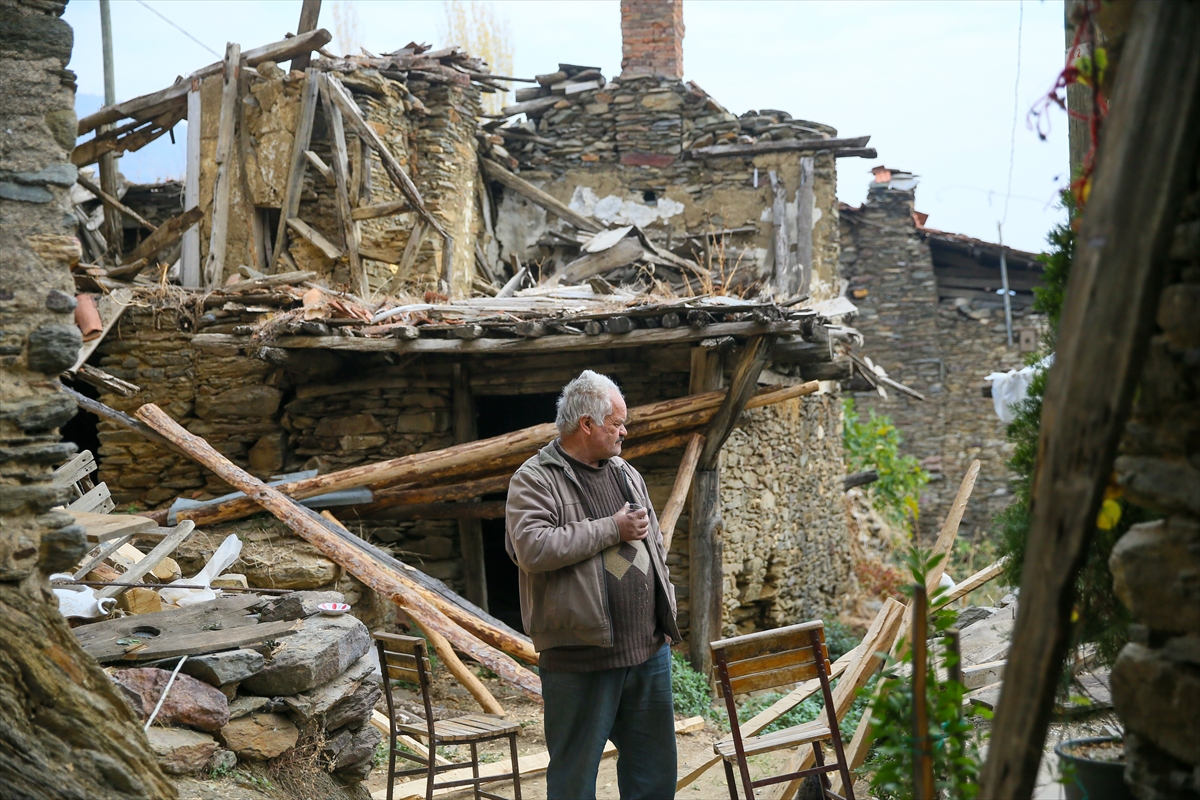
left=659, top=433, right=703, bottom=552
left=203, top=42, right=242, bottom=289
left=270, top=71, right=321, bottom=271
left=77, top=29, right=333, bottom=136
left=75, top=173, right=155, bottom=231
left=135, top=403, right=542, bottom=706
left=480, top=158, right=602, bottom=233
left=107, top=207, right=202, bottom=279
left=286, top=217, right=343, bottom=260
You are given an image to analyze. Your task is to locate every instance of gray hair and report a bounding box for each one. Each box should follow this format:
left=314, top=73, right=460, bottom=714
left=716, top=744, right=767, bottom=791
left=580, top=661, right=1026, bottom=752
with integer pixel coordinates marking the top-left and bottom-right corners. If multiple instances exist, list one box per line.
left=556, top=370, right=623, bottom=434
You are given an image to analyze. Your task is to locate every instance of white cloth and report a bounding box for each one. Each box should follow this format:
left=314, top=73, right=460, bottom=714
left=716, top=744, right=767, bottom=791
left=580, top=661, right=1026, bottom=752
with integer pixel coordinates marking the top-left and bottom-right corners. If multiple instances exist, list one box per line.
left=986, top=355, right=1054, bottom=424
left=159, top=533, right=242, bottom=607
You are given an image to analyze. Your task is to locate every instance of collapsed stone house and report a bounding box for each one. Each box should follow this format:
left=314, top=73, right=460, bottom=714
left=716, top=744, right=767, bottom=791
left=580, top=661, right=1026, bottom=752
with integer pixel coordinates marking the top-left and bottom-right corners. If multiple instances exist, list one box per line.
left=63, top=0, right=889, bottom=679
left=838, top=166, right=1046, bottom=544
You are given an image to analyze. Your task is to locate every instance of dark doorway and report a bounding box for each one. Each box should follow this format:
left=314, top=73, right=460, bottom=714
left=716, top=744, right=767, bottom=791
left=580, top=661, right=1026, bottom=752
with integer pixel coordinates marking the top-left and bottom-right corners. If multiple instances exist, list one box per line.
left=60, top=380, right=101, bottom=470
left=476, top=392, right=559, bottom=633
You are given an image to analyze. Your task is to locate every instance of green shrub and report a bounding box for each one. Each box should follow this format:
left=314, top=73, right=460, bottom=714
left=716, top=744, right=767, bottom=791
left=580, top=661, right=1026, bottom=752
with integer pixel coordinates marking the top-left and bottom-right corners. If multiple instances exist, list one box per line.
left=843, top=400, right=929, bottom=529
left=824, top=619, right=863, bottom=662
left=671, top=650, right=717, bottom=720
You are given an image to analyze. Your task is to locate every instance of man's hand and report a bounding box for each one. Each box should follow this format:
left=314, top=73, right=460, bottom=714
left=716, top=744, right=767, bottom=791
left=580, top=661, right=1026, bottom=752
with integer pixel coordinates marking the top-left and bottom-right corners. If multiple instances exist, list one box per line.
left=614, top=503, right=649, bottom=542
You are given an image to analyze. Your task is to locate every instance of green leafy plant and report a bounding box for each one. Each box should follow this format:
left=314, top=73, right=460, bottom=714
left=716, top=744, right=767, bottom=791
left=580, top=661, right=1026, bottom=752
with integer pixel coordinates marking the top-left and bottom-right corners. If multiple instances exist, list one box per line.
left=993, top=191, right=1149, bottom=668
left=843, top=400, right=929, bottom=530
left=671, top=650, right=719, bottom=721
left=863, top=549, right=986, bottom=800
left=824, top=619, right=864, bottom=662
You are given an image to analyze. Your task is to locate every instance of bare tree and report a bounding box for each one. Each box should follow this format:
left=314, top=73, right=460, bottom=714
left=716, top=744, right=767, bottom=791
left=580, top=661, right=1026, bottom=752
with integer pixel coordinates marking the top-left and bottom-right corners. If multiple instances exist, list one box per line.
left=439, top=1, right=514, bottom=114
left=331, top=0, right=361, bottom=57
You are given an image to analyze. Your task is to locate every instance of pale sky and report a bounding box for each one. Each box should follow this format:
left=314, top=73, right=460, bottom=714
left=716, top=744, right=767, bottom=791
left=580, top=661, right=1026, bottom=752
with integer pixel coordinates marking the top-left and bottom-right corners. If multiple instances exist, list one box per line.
left=63, top=0, right=1069, bottom=254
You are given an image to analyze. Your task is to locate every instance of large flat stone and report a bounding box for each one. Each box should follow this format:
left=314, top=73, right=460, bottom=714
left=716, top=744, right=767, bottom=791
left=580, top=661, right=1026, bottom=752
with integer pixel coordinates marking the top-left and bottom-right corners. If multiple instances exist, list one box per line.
left=957, top=614, right=1015, bottom=666
left=257, top=590, right=345, bottom=623
left=1110, top=517, right=1200, bottom=634
left=147, top=727, right=219, bottom=775
left=282, top=653, right=379, bottom=732
left=112, top=667, right=230, bottom=732
left=218, top=713, right=299, bottom=760
left=331, top=724, right=381, bottom=779
left=1112, top=640, right=1200, bottom=766
left=240, top=615, right=370, bottom=696
left=181, top=649, right=265, bottom=688
left=194, top=386, right=281, bottom=420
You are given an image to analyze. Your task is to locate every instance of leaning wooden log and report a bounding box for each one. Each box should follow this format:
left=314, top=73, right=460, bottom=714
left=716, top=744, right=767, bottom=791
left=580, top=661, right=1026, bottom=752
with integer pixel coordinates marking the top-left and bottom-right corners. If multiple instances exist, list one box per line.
left=134, top=404, right=542, bottom=705
left=659, top=434, right=703, bottom=551
left=75, top=173, right=155, bottom=231
left=481, top=159, right=602, bottom=233
left=77, top=29, right=334, bottom=136
left=177, top=382, right=819, bottom=527
left=107, top=206, right=203, bottom=279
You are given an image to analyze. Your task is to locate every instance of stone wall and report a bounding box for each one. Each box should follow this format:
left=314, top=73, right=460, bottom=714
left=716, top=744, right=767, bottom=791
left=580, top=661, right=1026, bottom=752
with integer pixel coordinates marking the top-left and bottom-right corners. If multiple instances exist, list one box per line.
left=0, top=1, right=175, bottom=796
left=498, top=76, right=844, bottom=302
left=839, top=184, right=1038, bottom=540
left=1109, top=164, right=1200, bottom=800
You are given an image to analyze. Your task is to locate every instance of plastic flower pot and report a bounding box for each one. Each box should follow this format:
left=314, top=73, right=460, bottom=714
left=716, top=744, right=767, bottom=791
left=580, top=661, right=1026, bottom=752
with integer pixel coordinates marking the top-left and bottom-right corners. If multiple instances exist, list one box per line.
left=1054, top=736, right=1135, bottom=800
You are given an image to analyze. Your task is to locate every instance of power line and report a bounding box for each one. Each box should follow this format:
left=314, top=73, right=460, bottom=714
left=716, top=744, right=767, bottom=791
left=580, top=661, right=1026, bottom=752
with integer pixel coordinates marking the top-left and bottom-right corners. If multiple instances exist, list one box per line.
left=1001, top=0, right=1024, bottom=228
left=134, top=0, right=222, bottom=59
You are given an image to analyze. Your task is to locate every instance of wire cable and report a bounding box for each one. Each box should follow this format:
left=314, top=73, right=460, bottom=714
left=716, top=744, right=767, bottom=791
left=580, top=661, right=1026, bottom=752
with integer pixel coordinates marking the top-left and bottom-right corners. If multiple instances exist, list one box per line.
left=1001, top=0, right=1025, bottom=228
left=134, top=0, right=222, bottom=59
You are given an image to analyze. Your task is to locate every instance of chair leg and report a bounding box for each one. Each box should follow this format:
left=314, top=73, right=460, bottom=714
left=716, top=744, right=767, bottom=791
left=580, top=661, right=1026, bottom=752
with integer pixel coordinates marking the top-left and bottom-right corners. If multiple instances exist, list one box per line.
left=470, top=742, right=481, bottom=800
left=387, top=735, right=397, bottom=800
left=722, top=760, right=740, bottom=800
left=426, top=738, right=437, bottom=800
left=812, top=742, right=832, bottom=797
left=509, top=733, right=522, bottom=800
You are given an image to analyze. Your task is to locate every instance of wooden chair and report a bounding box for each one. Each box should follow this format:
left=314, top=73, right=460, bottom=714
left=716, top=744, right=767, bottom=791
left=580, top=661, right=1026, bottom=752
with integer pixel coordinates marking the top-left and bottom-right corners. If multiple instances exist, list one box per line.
left=374, top=631, right=522, bottom=800
left=710, top=621, right=855, bottom=800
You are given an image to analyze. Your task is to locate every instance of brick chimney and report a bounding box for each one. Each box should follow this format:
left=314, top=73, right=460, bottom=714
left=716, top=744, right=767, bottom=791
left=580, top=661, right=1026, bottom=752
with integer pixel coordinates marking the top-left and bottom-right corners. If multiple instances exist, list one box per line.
left=620, top=0, right=684, bottom=80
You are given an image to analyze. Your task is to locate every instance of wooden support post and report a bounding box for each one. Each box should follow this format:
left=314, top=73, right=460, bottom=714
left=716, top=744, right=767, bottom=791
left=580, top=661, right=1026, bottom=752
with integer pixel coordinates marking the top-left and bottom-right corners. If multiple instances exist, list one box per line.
left=687, top=345, right=723, bottom=676
left=181, top=79, right=202, bottom=287
left=981, top=4, right=1200, bottom=796
left=270, top=70, right=320, bottom=272
left=698, top=336, right=775, bottom=469
left=795, top=156, right=814, bottom=297
left=911, top=584, right=934, bottom=800
left=769, top=170, right=789, bottom=294
left=317, top=74, right=365, bottom=297
left=659, top=433, right=703, bottom=552
left=453, top=365, right=488, bottom=611
left=290, top=0, right=322, bottom=72
left=203, top=42, right=241, bottom=289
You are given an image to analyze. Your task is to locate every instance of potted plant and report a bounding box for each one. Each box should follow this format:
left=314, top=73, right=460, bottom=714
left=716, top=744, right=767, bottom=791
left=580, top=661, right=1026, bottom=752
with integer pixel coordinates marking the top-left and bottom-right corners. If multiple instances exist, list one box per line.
left=1054, top=736, right=1135, bottom=800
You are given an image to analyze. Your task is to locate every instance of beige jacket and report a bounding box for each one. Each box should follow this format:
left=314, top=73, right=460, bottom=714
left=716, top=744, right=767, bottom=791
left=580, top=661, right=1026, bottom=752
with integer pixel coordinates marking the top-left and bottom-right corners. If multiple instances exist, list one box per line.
left=505, top=441, right=681, bottom=652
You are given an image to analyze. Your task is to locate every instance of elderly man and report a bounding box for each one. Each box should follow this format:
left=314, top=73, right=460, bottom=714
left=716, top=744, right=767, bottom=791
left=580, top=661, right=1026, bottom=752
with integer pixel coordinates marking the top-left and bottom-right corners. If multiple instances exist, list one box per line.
left=506, top=370, right=680, bottom=800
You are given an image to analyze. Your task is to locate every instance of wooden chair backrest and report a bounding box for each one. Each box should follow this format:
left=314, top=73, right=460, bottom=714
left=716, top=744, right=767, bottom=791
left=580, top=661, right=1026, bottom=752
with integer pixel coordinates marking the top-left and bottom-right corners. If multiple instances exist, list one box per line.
left=374, top=631, right=436, bottom=738
left=710, top=620, right=830, bottom=698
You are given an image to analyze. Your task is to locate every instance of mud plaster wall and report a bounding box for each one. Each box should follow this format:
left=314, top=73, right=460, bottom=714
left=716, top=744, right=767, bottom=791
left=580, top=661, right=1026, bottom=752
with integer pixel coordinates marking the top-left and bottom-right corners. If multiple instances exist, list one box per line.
left=838, top=185, right=1039, bottom=542
left=497, top=76, right=843, bottom=301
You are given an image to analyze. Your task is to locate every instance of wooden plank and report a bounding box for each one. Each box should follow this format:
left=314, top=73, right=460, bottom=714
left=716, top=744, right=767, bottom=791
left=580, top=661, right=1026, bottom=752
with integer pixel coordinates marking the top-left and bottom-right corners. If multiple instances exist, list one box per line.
left=224, top=270, right=316, bottom=293
left=290, top=0, right=322, bottom=72
left=480, top=158, right=602, bottom=233
left=270, top=71, right=321, bottom=271
left=53, top=450, right=97, bottom=489
left=181, top=80, right=202, bottom=287
left=287, top=217, right=343, bottom=260
left=935, top=557, right=1008, bottom=609
left=351, top=199, right=409, bottom=221
left=203, top=42, right=242, bottom=289
left=109, top=207, right=203, bottom=279
left=699, top=336, right=776, bottom=469
left=73, top=533, right=135, bottom=580
left=691, top=135, right=871, bottom=158
left=981, top=5, right=1200, bottom=796
left=769, top=170, right=790, bottom=294
left=136, top=406, right=542, bottom=704
left=303, top=150, right=334, bottom=184
left=72, top=363, right=140, bottom=397
left=74, top=594, right=264, bottom=660
left=67, top=482, right=114, bottom=514
left=687, top=344, right=723, bottom=676
left=122, top=619, right=299, bottom=662
left=67, top=510, right=156, bottom=544
left=719, top=661, right=828, bottom=697
left=379, top=716, right=705, bottom=800
left=659, top=433, right=703, bottom=552
left=96, top=521, right=195, bottom=599
left=452, top=365, right=488, bottom=611
left=77, top=29, right=333, bottom=135
left=720, top=636, right=827, bottom=670
left=369, top=710, right=450, bottom=765
left=318, top=74, right=364, bottom=296
left=561, top=237, right=645, bottom=283
left=231, top=318, right=806, bottom=356
left=76, top=173, right=155, bottom=231
left=795, top=156, right=814, bottom=297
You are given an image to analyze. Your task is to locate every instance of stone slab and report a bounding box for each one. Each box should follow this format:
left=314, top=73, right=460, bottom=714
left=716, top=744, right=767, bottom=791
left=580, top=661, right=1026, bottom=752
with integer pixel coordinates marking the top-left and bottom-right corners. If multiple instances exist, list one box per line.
left=219, top=713, right=299, bottom=760
left=239, top=614, right=370, bottom=696
left=148, top=727, right=219, bottom=775
left=181, top=649, right=265, bottom=688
